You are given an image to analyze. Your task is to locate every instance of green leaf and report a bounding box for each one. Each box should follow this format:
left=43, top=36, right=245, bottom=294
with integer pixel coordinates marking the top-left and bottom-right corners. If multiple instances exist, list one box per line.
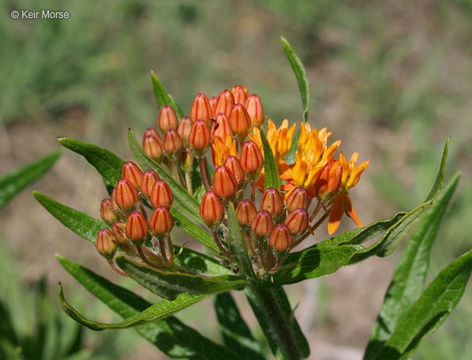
left=260, top=129, right=281, bottom=191
left=34, top=191, right=106, bottom=243
left=57, top=255, right=243, bottom=360
left=364, top=174, right=460, bottom=359
left=372, top=249, right=472, bottom=359
left=425, top=137, right=450, bottom=202
left=173, top=247, right=233, bottom=276
left=0, top=150, right=62, bottom=210
left=213, top=292, right=265, bottom=360
left=150, top=71, right=184, bottom=118
left=58, top=138, right=124, bottom=194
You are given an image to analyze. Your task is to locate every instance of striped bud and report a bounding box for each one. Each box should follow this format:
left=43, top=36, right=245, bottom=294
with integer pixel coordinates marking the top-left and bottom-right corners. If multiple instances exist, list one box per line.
left=251, top=210, right=274, bottom=237
left=96, top=229, right=117, bottom=260
left=236, top=199, right=257, bottom=227
left=240, top=140, right=263, bottom=179
left=231, top=85, right=249, bottom=105
left=158, top=105, right=179, bottom=132
left=209, top=96, right=218, bottom=116
left=285, top=187, right=310, bottom=212
left=115, top=179, right=138, bottom=211
left=223, top=155, right=245, bottom=188
left=110, top=189, right=120, bottom=212
left=150, top=180, right=173, bottom=208
left=181, top=148, right=194, bottom=169
left=214, top=90, right=235, bottom=118
left=189, top=120, right=210, bottom=155
left=122, top=161, right=143, bottom=189
left=163, top=129, right=183, bottom=157
left=200, top=191, right=225, bottom=228
left=229, top=104, right=252, bottom=142
left=112, top=221, right=127, bottom=244
left=100, top=198, right=117, bottom=225
left=260, top=188, right=284, bottom=218
left=285, top=208, right=308, bottom=235
left=125, top=211, right=148, bottom=243
left=269, top=224, right=292, bottom=252
left=177, top=116, right=193, bottom=146
left=190, top=93, right=212, bottom=125
left=246, top=94, right=265, bottom=128
left=210, top=113, right=232, bottom=140
left=212, top=165, right=237, bottom=200
left=141, top=170, right=160, bottom=198
left=143, top=128, right=162, bottom=143
left=143, top=134, right=164, bottom=163
left=150, top=206, right=174, bottom=236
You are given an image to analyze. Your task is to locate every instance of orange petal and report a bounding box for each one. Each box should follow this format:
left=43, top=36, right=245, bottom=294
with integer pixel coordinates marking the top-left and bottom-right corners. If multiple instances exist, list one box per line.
left=345, top=193, right=363, bottom=227
left=328, top=192, right=345, bottom=235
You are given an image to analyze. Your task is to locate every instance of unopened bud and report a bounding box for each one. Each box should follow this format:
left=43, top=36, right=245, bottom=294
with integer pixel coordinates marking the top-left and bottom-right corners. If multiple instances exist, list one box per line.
left=229, top=104, right=252, bottom=142
left=110, top=189, right=120, bottom=212
left=189, top=120, right=210, bottom=155
left=122, top=161, right=143, bottom=189
left=214, top=90, right=235, bottom=118
left=143, top=134, right=164, bottom=163
left=150, top=206, right=174, bottom=236
left=200, top=191, right=225, bottom=228
left=260, top=188, right=284, bottom=218
left=223, top=155, right=245, bottom=188
left=190, top=93, right=212, bottom=125
left=285, top=187, right=310, bottom=212
left=240, top=140, right=263, bottom=179
left=150, top=180, right=173, bottom=208
left=141, top=170, right=160, bottom=198
left=251, top=210, right=274, bottom=237
left=158, top=105, right=179, bottom=132
left=143, top=128, right=162, bottom=143
left=212, top=165, right=237, bottom=200
left=211, top=113, right=232, bottom=140
left=177, top=116, right=193, bottom=146
left=100, top=198, right=117, bottom=225
left=112, top=221, right=127, bottom=244
left=115, top=179, right=138, bottom=211
left=285, top=208, right=308, bottom=235
left=246, top=94, right=265, bottom=128
left=209, top=96, right=218, bottom=116
left=96, top=228, right=117, bottom=260
left=181, top=148, right=194, bottom=169
left=163, top=129, right=183, bottom=158
left=231, top=85, right=249, bottom=105
left=269, top=224, right=292, bottom=252
left=236, top=199, right=257, bottom=227
left=125, top=211, right=148, bottom=244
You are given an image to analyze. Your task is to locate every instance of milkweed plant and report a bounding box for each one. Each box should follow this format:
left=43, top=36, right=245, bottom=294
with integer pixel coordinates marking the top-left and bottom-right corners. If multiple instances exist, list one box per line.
left=34, top=37, right=471, bottom=360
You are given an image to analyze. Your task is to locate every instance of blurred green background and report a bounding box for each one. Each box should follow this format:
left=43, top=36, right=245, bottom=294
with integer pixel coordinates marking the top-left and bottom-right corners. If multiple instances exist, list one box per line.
left=1, top=0, right=471, bottom=359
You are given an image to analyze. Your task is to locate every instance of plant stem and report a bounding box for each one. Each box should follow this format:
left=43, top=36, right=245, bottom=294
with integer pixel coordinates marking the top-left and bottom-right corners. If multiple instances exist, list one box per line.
left=199, top=156, right=210, bottom=191
left=184, top=168, right=193, bottom=195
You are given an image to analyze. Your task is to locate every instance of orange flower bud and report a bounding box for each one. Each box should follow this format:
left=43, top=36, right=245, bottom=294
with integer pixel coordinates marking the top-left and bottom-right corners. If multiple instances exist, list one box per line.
left=231, top=85, right=249, bottom=105
left=190, top=93, right=212, bottom=125
left=163, top=129, right=183, bottom=157
left=189, top=120, right=210, bottom=155
left=157, top=105, right=179, bottom=132
left=212, top=165, right=237, bottom=200
left=251, top=210, right=274, bottom=237
left=150, top=180, right=173, bottom=208
left=209, top=96, right=218, bottom=116
left=229, top=104, right=252, bottom=142
left=210, top=113, right=232, bottom=140
left=246, top=94, right=265, bottom=128
left=143, top=134, right=164, bottom=163
left=150, top=206, right=174, bottom=236
left=315, top=159, right=343, bottom=199
left=110, top=189, right=120, bottom=212
left=100, top=198, right=117, bottom=225
left=236, top=199, right=257, bottom=227
left=223, top=155, right=245, bottom=188
left=115, top=179, right=138, bottom=211
left=112, top=221, right=127, bottom=244
left=96, top=228, right=117, bottom=259
left=181, top=147, right=194, bottom=169
left=141, top=170, right=160, bottom=198
left=143, top=127, right=162, bottom=143
left=260, top=188, right=284, bottom=218
left=269, top=224, right=293, bottom=252
left=285, top=208, right=308, bottom=235
left=177, top=116, right=193, bottom=146
left=121, top=161, right=143, bottom=189
left=240, top=140, right=263, bottom=179
left=200, top=191, right=225, bottom=228
left=125, top=211, right=148, bottom=243
left=214, top=90, right=235, bottom=118
left=285, top=187, right=310, bottom=212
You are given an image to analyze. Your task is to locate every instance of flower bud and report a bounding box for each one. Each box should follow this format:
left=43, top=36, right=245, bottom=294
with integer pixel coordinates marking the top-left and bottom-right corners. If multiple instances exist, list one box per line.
left=210, top=113, right=232, bottom=140
left=110, top=189, right=120, bottom=212
left=158, top=105, right=179, bottom=132
left=240, top=140, right=263, bottom=179
left=181, top=147, right=194, bottom=169
left=260, top=188, right=284, bottom=217
left=214, top=90, right=235, bottom=118
left=316, top=159, right=343, bottom=199
left=246, top=94, right=265, bottom=128
left=190, top=93, right=212, bottom=125
left=177, top=116, right=193, bottom=146
left=285, top=208, right=308, bottom=235
left=125, top=211, right=148, bottom=244
left=115, top=179, right=138, bottom=211
left=251, top=210, right=274, bottom=237
left=200, top=191, right=225, bottom=228
left=229, top=104, right=252, bottom=142
left=163, top=129, right=183, bottom=157
left=96, top=228, right=117, bottom=260
left=209, top=96, right=218, bottom=116
left=122, top=161, right=143, bottom=189
left=150, top=206, right=174, bottom=236
left=236, top=199, right=257, bottom=227
left=143, top=128, right=162, bottom=143
left=285, top=187, right=310, bottom=212
left=223, top=155, right=245, bottom=188
left=112, top=221, right=127, bottom=244
left=100, top=198, right=117, bottom=225
left=231, top=85, right=249, bottom=105
left=269, top=224, right=293, bottom=252
left=212, top=165, right=237, bottom=200
left=189, top=120, right=210, bottom=155
left=141, top=170, right=160, bottom=198
left=143, top=134, right=164, bottom=163
left=150, top=180, right=173, bottom=208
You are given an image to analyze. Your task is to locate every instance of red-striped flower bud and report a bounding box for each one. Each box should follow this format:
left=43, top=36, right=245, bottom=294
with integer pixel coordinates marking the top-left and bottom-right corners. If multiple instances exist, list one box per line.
left=285, top=187, right=310, bottom=212
left=229, top=104, right=252, bottom=142
left=112, top=221, right=127, bottom=244
left=260, top=188, right=284, bottom=218
left=157, top=105, right=179, bottom=132
left=285, top=208, right=308, bottom=235
left=189, top=120, right=210, bottom=155
left=240, top=140, right=263, bottom=179
left=223, top=155, right=245, bottom=188
left=100, top=198, right=117, bottom=225
left=246, top=94, right=265, bottom=128
left=210, top=113, right=232, bottom=140
left=269, top=224, right=293, bottom=252
left=190, top=93, right=212, bottom=125
left=141, top=170, right=160, bottom=198
left=143, top=134, right=164, bottom=163
left=236, top=199, right=257, bottom=227
left=315, top=159, right=343, bottom=199
left=115, top=179, right=138, bottom=211
left=214, top=90, right=235, bottom=118
left=143, top=128, right=162, bottom=143
left=251, top=210, right=274, bottom=237
left=150, top=206, right=174, bottom=236
left=125, top=211, right=148, bottom=243
left=200, top=191, right=225, bottom=228
left=177, top=116, right=193, bottom=146
left=110, top=189, right=120, bottom=212
left=181, top=148, right=194, bottom=169
left=212, top=165, right=237, bottom=200
left=163, top=129, right=183, bottom=157
left=122, top=161, right=143, bottom=189
left=96, top=228, right=117, bottom=260
left=150, top=180, right=173, bottom=208
left=231, top=85, right=249, bottom=105
left=209, top=96, right=218, bottom=116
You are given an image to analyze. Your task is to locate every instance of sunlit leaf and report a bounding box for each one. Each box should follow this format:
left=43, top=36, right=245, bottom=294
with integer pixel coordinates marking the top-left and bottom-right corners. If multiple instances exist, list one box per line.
left=260, top=129, right=280, bottom=191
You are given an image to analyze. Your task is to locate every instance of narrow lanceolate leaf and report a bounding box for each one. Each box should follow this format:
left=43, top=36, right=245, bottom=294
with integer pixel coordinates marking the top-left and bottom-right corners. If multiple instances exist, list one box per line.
left=260, top=129, right=281, bottom=191
left=0, top=150, right=62, bottom=210
left=150, top=71, right=184, bottom=118
left=213, top=292, right=265, bottom=360
left=173, top=247, right=232, bottom=276
left=33, top=191, right=106, bottom=243
left=372, top=249, right=472, bottom=360
left=58, top=138, right=124, bottom=194
left=364, top=174, right=460, bottom=359
left=115, top=256, right=249, bottom=295
left=425, top=137, right=450, bottom=202
left=57, top=256, right=243, bottom=360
